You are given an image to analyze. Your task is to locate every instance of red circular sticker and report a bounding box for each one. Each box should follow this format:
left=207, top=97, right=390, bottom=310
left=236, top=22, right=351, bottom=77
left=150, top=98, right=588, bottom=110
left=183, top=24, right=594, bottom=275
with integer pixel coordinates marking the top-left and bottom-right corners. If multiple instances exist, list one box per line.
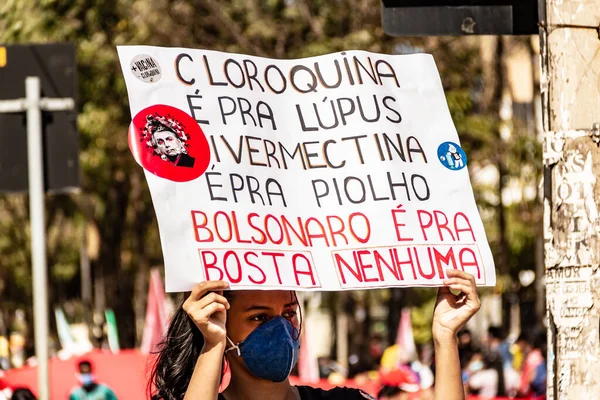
left=129, top=104, right=210, bottom=182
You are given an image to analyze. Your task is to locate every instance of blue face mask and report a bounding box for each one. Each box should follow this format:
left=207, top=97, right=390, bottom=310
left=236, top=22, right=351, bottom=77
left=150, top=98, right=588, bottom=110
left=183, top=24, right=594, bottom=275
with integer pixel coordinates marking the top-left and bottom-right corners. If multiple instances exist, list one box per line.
left=226, top=316, right=300, bottom=382
left=80, top=373, right=94, bottom=386
left=469, top=360, right=484, bottom=372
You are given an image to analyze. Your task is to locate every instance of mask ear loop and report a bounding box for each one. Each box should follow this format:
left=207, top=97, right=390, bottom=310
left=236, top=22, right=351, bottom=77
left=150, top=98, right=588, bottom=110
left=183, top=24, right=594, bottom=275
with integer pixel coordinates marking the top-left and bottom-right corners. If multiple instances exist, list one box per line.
left=225, top=337, right=241, bottom=356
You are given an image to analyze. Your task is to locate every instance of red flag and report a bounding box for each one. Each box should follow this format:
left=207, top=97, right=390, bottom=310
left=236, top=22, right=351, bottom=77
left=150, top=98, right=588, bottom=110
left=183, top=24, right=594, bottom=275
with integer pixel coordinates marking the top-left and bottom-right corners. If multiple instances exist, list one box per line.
left=394, top=308, right=417, bottom=366
left=141, top=269, right=168, bottom=354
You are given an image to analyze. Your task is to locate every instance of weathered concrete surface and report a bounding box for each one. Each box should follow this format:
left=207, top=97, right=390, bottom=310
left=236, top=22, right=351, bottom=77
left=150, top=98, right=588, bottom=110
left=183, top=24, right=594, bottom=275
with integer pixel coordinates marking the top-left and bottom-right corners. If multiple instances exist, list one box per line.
left=547, top=0, right=600, bottom=28
left=543, top=1, right=600, bottom=399
left=547, top=29, right=600, bottom=132
left=544, top=134, right=600, bottom=399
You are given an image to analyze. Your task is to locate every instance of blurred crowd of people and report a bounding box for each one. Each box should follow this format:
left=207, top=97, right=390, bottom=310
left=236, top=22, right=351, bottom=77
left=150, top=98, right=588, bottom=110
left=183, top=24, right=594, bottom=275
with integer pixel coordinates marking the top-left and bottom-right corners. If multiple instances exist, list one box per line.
left=459, top=327, right=547, bottom=399
left=0, top=360, right=118, bottom=400
left=315, top=325, right=547, bottom=400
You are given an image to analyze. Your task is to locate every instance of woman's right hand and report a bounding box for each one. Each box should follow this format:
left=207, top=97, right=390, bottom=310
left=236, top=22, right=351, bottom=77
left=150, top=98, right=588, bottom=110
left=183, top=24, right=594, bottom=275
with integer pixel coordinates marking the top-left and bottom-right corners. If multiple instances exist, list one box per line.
left=182, top=280, right=230, bottom=348
left=432, top=269, right=480, bottom=342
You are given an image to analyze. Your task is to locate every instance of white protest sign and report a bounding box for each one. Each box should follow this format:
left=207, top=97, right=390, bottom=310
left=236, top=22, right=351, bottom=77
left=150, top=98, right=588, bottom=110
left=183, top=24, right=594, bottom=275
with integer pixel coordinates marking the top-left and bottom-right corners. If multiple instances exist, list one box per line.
left=117, top=46, right=496, bottom=292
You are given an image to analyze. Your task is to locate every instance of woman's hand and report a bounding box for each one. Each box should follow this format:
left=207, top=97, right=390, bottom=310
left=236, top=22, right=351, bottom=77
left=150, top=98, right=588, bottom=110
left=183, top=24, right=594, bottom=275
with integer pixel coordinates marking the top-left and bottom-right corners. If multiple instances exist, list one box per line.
left=182, top=280, right=230, bottom=348
left=432, top=269, right=481, bottom=342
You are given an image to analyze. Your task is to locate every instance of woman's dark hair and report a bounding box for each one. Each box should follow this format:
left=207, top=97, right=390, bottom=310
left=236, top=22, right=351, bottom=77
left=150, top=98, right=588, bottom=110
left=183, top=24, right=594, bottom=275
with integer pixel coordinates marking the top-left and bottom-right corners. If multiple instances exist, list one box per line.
left=78, top=359, right=93, bottom=372
left=11, top=387, right=37, bottom=400
left=149, top=292, right=233, bottom=400
left=487, top=326, right=506, bottom=341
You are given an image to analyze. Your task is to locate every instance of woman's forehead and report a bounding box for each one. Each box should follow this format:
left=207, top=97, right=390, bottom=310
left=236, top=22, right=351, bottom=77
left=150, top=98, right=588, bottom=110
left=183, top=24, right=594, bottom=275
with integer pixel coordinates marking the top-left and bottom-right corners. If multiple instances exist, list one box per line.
left=231, top=290, right=296, bottom=308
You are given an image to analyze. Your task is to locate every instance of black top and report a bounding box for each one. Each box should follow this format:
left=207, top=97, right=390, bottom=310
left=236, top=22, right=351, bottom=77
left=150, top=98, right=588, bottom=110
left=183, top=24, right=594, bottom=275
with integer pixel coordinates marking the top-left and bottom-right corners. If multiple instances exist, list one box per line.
left=297, top=386, right=376, bottom=399
left=218, top=386, right=375, bottom=400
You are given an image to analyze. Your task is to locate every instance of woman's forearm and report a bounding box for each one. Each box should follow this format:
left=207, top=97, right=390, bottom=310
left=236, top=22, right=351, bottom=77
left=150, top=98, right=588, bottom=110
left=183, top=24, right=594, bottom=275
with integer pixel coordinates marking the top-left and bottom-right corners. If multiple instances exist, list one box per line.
left=431, top=271, right=480, bottom=400
left=184, top=341, right=226, bottom=400
left=434, top=333, right=464, bottom=400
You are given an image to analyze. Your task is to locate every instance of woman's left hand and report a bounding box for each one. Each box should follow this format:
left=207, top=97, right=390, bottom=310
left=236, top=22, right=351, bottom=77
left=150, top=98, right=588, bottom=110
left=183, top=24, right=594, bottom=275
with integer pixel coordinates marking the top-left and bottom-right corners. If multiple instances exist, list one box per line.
left=432, top=269, right=481, bottom=341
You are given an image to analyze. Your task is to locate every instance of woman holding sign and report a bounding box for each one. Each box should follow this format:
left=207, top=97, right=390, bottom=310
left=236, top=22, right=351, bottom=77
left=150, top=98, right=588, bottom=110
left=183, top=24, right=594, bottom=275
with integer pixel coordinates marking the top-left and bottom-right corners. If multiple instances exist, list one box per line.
left=150, top=269, right=480, bottom=400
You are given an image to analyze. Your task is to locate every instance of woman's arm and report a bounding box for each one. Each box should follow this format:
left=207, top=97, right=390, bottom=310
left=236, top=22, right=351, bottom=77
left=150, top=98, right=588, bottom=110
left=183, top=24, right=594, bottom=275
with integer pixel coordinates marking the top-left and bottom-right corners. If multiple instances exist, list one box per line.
left=184, top=341, right=227, bottom=400
left=432, top=269, right=481, bottom=400
left=433, top=332, right=463, bottom=400
left=182, top=281, right=230, bottom=400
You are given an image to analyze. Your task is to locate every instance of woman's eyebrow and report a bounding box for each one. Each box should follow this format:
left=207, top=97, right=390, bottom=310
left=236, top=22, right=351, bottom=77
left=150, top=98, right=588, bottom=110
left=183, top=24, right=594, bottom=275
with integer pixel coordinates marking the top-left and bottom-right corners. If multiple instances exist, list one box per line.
left=243, top=301, right=298, bottom=312
left=243, top=305, right=272, bottom=312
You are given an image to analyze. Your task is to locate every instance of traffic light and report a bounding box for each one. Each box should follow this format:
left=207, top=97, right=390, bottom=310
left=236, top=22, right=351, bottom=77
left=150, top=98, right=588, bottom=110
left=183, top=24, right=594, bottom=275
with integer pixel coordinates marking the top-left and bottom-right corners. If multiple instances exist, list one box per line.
left=381, top=0, right=539, bottom=36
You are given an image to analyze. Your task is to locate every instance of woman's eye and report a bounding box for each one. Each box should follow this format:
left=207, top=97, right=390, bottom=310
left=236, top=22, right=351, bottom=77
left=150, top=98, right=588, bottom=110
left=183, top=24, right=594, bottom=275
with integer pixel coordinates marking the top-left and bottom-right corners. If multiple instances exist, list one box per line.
left=250, top=314, right=269, bottom=322
left=157, top=139, right=164, bottom=145
left=283, top=310, right=297, bottom=319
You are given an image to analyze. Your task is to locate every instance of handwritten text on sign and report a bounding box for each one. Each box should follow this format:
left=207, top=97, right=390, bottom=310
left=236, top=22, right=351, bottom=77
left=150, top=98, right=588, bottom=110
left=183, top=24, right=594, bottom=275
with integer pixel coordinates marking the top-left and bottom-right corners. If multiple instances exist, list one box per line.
left=118, top=47, right=496, bottom=292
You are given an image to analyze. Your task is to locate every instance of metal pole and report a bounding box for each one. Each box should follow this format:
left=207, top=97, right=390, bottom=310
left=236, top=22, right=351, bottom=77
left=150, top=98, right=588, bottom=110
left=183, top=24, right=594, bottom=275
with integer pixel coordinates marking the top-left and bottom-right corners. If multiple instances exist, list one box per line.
left=80, top=226, right=93, bottom=337
left=26, top=76, right=50, bottom=400
left=335, top=294, right=349, bottom=372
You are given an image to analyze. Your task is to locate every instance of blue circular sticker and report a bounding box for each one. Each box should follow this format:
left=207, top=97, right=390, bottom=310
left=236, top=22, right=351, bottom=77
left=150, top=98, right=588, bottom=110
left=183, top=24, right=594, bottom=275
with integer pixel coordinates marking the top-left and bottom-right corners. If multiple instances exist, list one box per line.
left=437, top=142, right=467, bottom=171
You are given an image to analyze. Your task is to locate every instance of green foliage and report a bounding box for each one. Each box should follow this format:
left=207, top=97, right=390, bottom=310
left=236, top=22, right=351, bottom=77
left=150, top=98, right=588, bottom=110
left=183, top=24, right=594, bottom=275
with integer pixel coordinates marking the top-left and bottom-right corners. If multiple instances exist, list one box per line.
left=410, top=297, right=436, bottom=345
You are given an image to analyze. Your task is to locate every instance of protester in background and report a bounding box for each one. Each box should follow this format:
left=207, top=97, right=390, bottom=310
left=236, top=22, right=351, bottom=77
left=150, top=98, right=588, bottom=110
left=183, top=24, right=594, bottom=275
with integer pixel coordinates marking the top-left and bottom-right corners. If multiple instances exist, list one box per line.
left=511, top=340, right=525, bottom=372
left=9, top=310, right=28, bottom=369
left=487, top=326, right=512, bottom=370
left=461, top=350, right=482, bottom=383
left=457, top=329, right=476, bottom=369
left=465, top=352, right=505, bottom=399
left=150, top=269, right=480, bottom=400
left=377, top=367, right=420, bottom=400
left=379, top=345, right=412, bottom=375
left=485, top=326, right=520, bottom=397
left=410, top=344, right=434, bottom=399
left=369, top=335, right=385, bottom=368
left=529, top=348, right=547, bottom=397
left=0, top=337, right=8, bottom=372
left=0, top=311, right=9, bottom=371
left=69, top=360, right=117, bottom=400
left=379, top=345, right=434, bottom=399
left=517, top=331, right=546, bottom=397
left=10, top=388, right=37, bottom=400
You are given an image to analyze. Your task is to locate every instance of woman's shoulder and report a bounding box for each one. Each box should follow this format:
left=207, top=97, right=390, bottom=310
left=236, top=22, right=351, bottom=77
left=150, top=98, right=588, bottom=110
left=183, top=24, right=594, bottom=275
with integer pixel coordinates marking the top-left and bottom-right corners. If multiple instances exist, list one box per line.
left=296, top=386, right=376, bottom=400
